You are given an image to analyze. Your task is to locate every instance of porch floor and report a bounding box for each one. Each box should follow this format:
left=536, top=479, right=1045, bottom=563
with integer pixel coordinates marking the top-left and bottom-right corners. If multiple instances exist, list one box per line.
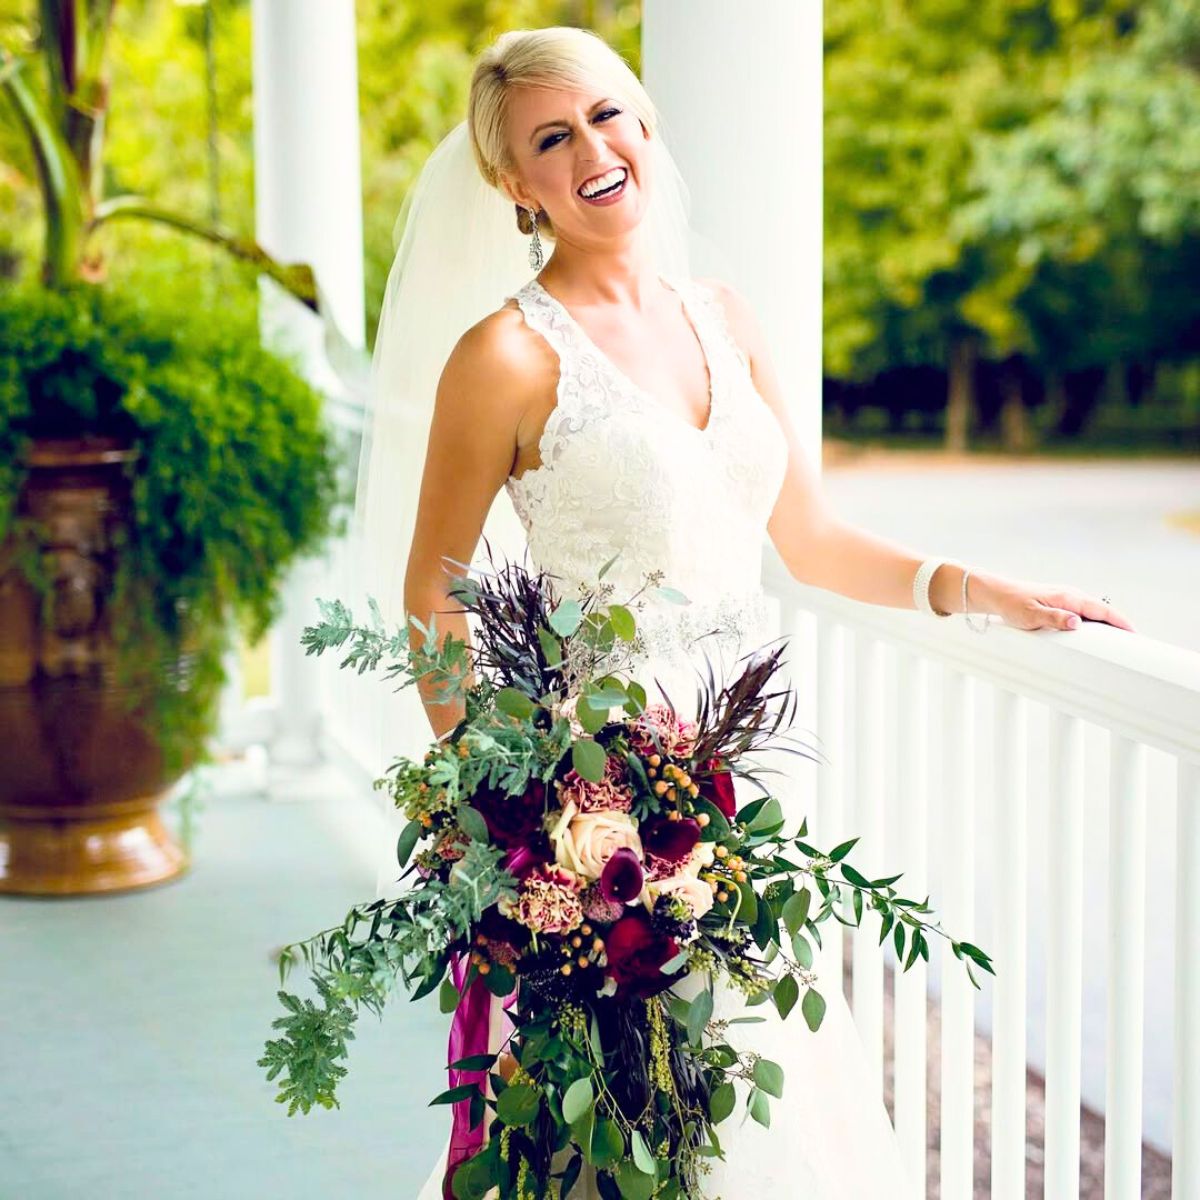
left=0, top=753, right=1174, bottom=1198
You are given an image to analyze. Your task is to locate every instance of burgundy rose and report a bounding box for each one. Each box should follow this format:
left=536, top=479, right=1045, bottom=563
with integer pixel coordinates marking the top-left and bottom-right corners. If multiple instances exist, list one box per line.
left=470, top=779, right=546, bottom=849
left=698, top=760, right=737, bottom=821
left=599, top=847, right=645, bottom=904
left=605, top=909, right=680, bottom=999
left=640, top=815, right=701, bottom=864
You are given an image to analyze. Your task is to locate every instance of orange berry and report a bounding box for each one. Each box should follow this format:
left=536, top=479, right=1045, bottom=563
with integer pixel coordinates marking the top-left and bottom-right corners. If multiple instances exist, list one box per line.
left=577, top=955, right=589, bottom=968
left=716, top=890, right=729, bottom=903
left=478, top=961, right=491, bottom=975
left=649, top=754, right=662, bottom=767
left=696, top=813, right=710, bottom=828
left=561, top=963, right=573, bottom=976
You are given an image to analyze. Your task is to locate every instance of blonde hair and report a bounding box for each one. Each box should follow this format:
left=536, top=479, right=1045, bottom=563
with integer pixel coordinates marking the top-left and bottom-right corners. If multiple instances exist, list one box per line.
left=467, top=27, right=659, bottom=236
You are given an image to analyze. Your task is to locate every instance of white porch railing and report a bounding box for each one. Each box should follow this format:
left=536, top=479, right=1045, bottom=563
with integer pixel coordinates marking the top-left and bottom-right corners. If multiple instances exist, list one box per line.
left=219, top=511, right=1199, bottom=1197
left=759, top=552, right=1200, bottom=1199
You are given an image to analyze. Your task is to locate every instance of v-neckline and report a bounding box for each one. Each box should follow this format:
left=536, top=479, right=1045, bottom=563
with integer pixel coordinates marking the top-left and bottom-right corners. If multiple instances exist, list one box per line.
left=528, top=275, right=717, bottom=436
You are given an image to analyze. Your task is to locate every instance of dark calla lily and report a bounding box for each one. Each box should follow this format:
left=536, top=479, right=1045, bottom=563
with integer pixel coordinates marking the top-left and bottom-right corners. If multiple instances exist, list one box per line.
left=600, top=846, right=645, bottom=904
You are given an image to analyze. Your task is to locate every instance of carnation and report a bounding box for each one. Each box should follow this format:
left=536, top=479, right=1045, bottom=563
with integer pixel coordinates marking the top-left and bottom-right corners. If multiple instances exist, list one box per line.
left=508, top=867, right=584, bottom=935
left=628, top=702, right=698, bottom=758
left=556, top=756, right=634, bottom=814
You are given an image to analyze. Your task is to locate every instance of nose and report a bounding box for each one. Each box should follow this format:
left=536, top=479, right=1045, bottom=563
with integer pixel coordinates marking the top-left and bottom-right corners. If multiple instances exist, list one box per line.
left=575, top=118, right=609, bottom=164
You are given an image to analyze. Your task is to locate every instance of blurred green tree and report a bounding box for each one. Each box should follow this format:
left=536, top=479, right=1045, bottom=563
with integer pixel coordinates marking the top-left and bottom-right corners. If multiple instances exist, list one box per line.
left=824, top=0, right=1200, bottom=449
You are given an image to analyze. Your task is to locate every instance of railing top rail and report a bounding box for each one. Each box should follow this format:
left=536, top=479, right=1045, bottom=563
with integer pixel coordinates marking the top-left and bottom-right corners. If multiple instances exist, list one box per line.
left=762, top=557, right=1200, bottom=766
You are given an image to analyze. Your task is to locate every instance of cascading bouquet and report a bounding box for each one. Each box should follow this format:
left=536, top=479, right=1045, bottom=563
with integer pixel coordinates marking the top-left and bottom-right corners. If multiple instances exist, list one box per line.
left=258, top=548, right=992, bottom=1200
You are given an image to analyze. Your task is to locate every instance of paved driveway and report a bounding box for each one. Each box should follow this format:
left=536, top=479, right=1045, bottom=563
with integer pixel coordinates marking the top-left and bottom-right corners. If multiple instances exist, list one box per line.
left=822, top=451, right=1200, bottom=653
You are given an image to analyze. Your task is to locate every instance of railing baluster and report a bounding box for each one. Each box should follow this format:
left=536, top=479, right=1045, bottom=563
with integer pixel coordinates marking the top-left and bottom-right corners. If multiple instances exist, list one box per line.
left=816, top=614, right=847, bottom=981
left=1105, top=735, right=1147, bottom=1199
left=990, top=687, right=1028, bottom=1198
left=1044, top=710, right=1085, bottom=1199
left=1174, top=759, right=1200, bottom=1199
left=893, top=647, right=929, bottom=1195
left=939, top=665, right=976, bottom=1199
left=852, top=631, right=886, bottom=1090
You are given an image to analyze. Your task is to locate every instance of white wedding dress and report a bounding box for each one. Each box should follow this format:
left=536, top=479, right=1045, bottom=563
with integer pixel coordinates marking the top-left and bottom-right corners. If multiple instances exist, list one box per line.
left=414, top=275, right=917, bottom=1199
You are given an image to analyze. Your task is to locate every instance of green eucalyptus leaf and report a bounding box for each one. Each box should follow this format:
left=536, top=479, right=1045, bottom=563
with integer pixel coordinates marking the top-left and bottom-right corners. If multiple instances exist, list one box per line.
left=748, top=1087, right=771, bottom=1128
left=782, top=887, right=811, bottom=935
left=548, top=599, right=584, bottom=637
left=687, top=987, right=714, bottom=1046
left=438, top=978, right=461, bottom=1015
left=735, top=880, right=758, bottom=926
left=457, top=804, right=489, bottom=844
left=562, top=1076, right=595, bottom=1124
left=396, top=819, right=422, bottom=868
left=591, top=1117, right=625, bottom=1168
left=802, top=987, right=827, bottom=1032
left=752, top=1058, right=785, bottom=1098
left=495, top=687, right=535, bottom=720
left=495, top=1082, right=539, bottom=1126
left=709, top=1081, right=736, bottom=1123
left=630, top=1129, right=656, bottom=1174
left=572, top=738, right=607, bottom=782
left=773, top=973, right=799, bottom=1020
left=791, top=930, right=814, bottom=969
left=747, top=797, right=784, bottom=833
left=607, top=604, right=637, bottom=642
left=615, top=1161, right=655, bottom=1200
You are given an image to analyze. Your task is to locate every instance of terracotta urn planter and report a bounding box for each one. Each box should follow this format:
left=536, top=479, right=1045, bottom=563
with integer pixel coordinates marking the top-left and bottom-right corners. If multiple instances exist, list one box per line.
left=0, top=437, right=191, bottom=895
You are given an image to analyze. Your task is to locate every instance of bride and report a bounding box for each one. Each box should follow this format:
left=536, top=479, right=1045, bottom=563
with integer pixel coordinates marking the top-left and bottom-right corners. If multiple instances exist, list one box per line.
left=353, top=24, right=1135, bottom=1200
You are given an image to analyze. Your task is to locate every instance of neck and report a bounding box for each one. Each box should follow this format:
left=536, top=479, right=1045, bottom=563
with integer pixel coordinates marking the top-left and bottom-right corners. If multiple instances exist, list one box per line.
left=535, top=232, right=665, bottom=310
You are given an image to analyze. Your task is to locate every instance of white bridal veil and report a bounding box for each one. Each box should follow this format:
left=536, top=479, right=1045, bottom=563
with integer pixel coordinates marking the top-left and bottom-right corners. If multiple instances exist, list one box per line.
left=341, top=118, right=693, bottom=896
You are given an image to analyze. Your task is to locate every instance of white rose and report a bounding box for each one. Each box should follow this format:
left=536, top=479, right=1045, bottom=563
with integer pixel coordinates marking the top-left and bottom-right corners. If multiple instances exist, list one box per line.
left=652, top=871, right=715, bottom=920
left=549, top=799, right=642, bottom=880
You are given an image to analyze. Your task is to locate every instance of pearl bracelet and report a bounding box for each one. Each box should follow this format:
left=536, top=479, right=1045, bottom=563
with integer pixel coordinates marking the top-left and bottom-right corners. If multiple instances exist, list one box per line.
left=913, top=556, right=955, bottom=617
left=914, top=557, right=993, bottom=633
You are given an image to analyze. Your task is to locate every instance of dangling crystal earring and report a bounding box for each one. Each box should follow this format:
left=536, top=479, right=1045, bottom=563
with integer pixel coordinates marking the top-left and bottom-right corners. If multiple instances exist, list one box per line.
left=526, top=206, right=544, bottom=271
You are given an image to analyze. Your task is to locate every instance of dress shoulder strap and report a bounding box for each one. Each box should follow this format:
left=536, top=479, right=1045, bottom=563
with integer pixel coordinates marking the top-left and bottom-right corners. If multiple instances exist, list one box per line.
left=507, top=279, right=587, bottom=366
left=676, top=277, right=753, bottom=375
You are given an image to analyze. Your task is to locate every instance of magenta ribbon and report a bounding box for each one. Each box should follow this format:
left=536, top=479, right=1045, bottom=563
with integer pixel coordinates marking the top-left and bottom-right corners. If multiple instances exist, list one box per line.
left=443, top=952, right=516, bottom=1199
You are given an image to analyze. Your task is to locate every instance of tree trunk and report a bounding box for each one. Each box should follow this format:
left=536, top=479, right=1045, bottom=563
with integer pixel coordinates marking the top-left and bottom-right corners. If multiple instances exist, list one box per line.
left=999, top=357, right=1036, bottom=453
left=945, top=334, right=976, bottom=453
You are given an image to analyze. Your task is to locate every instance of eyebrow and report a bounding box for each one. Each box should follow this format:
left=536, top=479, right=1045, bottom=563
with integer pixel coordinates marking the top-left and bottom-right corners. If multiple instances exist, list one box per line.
left=528, top=99, right=614, bottom=145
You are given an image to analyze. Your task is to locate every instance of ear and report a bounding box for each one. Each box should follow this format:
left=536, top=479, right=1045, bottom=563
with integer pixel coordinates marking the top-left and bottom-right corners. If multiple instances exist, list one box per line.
left=498, top=169, right=537, bottom=214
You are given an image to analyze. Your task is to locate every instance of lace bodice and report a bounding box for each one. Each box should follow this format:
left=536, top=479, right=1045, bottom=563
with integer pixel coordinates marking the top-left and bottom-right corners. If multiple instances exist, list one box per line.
left=502, top=275, right=788, bottom=673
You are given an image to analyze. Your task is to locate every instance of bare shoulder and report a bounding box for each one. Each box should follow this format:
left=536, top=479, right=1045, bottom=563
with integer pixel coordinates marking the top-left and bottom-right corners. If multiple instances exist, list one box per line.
left=693, top=276, right=764, bottom=366
left=441, top=300, right=554, bottom=409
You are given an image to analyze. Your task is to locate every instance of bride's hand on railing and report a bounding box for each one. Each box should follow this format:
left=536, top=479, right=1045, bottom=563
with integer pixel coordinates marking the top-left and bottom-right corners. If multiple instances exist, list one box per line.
left=974, top=571, right=1138, bottom=634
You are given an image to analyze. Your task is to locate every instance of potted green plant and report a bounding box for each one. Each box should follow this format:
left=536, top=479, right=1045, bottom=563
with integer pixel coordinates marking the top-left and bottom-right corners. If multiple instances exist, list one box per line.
left=0, top=4, right=343, bottom=894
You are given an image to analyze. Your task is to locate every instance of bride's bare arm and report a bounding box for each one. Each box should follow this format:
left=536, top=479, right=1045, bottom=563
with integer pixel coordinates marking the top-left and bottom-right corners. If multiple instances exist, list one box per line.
left=703, top=279, right=1135, bottom=634
left=403, top=309, right=547, bottom=738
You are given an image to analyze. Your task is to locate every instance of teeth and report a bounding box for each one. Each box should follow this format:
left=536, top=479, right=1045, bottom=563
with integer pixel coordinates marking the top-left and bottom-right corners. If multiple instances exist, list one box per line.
left=579, top=168, right=626, bottom=198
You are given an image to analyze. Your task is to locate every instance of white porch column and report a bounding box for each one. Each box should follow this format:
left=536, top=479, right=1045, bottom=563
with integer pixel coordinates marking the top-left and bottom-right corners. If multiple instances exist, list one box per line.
left=251, top=0, right=365, bottom=767
left=641, top=0, right=823, bottom=463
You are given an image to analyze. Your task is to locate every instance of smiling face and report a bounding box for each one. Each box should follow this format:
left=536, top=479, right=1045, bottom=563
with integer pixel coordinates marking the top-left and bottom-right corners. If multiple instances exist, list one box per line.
left=499, top=85, right=653, bottom=250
